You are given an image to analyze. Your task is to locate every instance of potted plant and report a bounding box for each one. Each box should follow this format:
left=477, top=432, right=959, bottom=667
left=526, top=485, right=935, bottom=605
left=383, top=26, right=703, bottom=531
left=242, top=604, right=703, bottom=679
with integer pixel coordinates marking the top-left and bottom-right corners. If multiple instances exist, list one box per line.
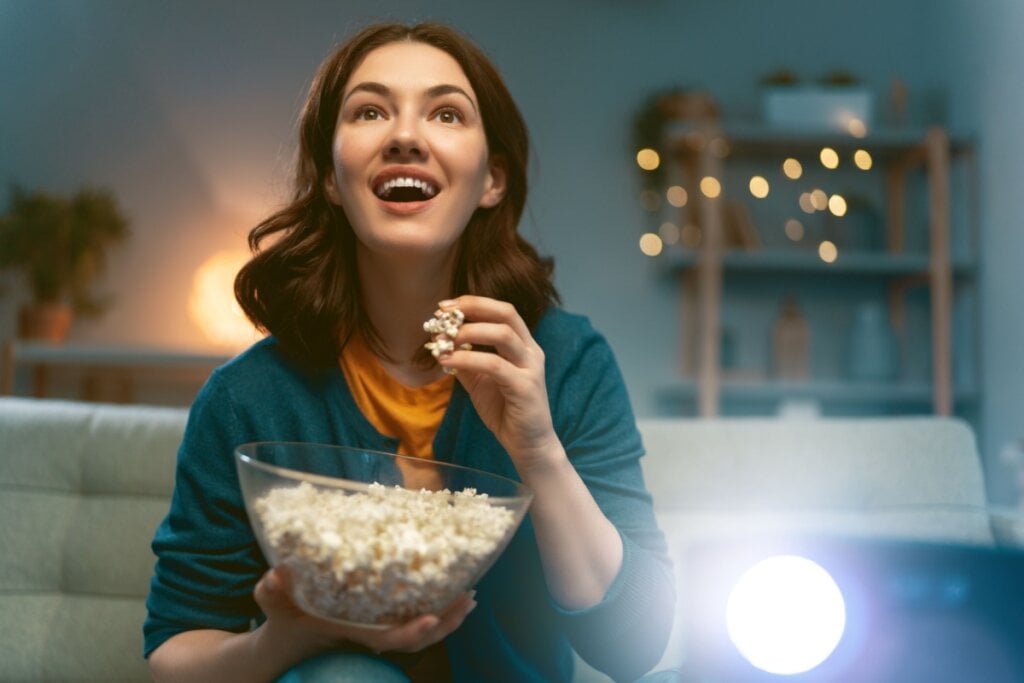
left=0, top=185, right=130, bottom=341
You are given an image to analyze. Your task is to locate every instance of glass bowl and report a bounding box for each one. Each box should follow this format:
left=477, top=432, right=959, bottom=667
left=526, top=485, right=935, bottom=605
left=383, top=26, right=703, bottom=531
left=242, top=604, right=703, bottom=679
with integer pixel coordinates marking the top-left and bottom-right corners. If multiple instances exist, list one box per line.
left=235, top=442, right=532, bottom=628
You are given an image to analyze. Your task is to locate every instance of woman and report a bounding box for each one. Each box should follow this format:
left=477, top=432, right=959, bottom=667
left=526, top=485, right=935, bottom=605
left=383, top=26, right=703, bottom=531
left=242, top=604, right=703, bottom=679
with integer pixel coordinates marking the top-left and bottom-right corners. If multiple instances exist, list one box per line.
left=145, top=22, right=674, bottom=683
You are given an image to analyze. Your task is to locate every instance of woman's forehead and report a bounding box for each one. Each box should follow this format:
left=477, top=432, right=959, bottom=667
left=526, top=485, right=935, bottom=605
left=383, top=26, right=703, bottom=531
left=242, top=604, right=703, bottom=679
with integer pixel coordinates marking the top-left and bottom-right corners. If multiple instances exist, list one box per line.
left=345, top=41, right=477, bottom=103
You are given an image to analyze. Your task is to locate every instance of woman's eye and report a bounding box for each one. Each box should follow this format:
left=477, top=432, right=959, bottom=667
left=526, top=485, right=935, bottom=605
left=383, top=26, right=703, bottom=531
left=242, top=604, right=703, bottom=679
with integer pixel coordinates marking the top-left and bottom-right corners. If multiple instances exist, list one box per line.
left=435, top=108, right=463, bottom=124
left=354, top=106, right=383, bottom=121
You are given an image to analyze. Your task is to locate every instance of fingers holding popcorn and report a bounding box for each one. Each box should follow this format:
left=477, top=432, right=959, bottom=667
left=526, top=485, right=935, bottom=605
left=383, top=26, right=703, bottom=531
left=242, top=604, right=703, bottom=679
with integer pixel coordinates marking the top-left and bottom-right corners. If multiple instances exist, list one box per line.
left=421, top=296, right=558, bottom=468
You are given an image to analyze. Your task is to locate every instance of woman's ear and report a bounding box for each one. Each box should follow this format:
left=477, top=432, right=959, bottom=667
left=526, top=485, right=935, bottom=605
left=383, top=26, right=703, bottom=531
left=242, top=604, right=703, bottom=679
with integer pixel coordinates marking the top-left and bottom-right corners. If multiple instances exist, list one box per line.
left=323, top=172, right=342, bottom=205
left=479, top=155, right=507, bottom=209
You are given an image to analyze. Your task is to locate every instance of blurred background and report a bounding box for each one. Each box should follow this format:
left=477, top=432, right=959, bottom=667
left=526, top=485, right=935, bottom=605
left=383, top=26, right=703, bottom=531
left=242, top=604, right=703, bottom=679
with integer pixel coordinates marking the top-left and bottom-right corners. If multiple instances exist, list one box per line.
left=1, top=0, right=1022, bottom=505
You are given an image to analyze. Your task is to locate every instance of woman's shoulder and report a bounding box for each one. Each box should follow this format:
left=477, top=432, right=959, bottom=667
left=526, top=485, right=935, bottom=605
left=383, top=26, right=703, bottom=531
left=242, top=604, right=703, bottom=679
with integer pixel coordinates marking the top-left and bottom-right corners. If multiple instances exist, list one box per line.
left=208, top=336, right=330, bottom=395
left=533, top=306, right=615, bottom=367
left=534, top=306, right=597, bottom=340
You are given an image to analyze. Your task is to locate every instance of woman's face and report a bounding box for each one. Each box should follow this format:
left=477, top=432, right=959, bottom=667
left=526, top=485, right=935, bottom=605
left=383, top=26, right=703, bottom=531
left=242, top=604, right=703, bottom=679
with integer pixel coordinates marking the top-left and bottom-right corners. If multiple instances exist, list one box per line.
left=325, top=41, right=505, bottom=260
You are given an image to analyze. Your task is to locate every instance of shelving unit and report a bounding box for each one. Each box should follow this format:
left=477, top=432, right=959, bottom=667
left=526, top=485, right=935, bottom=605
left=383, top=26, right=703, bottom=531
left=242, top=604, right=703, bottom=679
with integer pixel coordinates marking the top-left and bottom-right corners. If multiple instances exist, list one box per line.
left=657, top=123, right=978, bottom=418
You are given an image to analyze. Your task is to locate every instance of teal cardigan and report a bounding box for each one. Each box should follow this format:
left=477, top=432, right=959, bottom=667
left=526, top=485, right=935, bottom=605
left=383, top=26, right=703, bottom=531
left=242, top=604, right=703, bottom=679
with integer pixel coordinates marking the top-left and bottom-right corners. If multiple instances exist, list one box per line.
left=144, top=308, right=675, bottom=682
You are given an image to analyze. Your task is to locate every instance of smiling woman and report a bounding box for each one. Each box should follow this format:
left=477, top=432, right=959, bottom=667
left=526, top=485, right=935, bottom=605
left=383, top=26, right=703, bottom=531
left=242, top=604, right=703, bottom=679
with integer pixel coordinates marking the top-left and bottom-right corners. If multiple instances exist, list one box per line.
left=144, top=21, right=675, bottom=683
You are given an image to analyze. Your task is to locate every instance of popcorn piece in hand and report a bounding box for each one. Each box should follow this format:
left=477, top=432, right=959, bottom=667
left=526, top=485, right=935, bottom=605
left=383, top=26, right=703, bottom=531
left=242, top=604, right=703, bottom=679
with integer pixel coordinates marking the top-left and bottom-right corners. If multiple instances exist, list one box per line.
left=423, top=307, right=468, bottom=374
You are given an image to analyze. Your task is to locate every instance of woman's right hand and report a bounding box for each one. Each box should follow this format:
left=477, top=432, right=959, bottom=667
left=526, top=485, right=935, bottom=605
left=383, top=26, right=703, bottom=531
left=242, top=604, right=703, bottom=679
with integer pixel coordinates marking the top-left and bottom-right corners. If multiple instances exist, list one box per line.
left=253, top=567, right=477, bottom=656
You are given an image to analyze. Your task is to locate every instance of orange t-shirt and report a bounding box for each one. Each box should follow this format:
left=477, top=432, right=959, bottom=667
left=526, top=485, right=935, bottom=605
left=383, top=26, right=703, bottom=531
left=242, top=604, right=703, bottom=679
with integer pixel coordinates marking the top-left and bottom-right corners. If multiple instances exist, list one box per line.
left=339, top=334, right=453, bottom=489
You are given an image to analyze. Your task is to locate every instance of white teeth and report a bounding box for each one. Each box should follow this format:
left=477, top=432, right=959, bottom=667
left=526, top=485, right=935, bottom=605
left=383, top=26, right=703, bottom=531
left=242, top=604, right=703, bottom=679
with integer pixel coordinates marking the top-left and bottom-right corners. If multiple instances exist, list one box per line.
left=374, top=176, right=438, bottom=199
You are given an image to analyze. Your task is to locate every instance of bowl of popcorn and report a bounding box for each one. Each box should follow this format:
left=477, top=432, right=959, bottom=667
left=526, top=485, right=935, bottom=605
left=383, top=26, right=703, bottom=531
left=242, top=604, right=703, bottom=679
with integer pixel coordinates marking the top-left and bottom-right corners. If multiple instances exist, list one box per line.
left=236, top=442, right=532, bottom=628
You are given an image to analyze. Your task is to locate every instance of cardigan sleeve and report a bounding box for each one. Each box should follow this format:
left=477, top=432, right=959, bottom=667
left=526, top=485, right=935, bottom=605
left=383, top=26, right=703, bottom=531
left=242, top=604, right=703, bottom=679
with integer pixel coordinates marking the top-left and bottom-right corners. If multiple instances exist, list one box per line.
left=543, top=317, right=676, bottom=682
left=143, top=370, right=267, bottom=657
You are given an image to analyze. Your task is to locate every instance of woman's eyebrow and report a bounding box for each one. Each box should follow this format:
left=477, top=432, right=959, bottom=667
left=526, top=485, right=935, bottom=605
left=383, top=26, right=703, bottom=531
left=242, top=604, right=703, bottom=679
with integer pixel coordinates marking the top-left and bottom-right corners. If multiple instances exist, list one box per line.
left=425, top=84, right=478, bottom=113
left=342, top=81, right=478, bottom=113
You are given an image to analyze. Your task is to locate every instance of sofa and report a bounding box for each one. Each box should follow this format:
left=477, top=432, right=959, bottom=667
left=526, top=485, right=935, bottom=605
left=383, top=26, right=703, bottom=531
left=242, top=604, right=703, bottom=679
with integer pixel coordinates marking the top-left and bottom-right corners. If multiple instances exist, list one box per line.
left=0, top=397, right=990, bottom=682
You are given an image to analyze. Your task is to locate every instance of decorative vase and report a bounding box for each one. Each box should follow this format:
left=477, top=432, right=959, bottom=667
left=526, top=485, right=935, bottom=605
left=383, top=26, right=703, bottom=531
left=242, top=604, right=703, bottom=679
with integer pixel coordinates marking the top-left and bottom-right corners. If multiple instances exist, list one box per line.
left=772, top=297, right=810, bottom=380
left=17, top=302, right=73, bottom=342
left=846, top=302, right=899, bottom=381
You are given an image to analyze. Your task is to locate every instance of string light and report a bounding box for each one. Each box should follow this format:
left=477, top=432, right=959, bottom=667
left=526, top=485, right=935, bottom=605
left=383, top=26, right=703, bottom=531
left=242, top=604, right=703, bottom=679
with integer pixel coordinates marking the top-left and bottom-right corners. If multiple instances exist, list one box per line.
left=828, top=194, right=848, bottom=217
left=846, top=118, right=867, bottom=137
left=854, top=149, right=873, bottom=170
left=700, top=176, right=722, bottom=198
left=640, top=189, right=661, bottom=212
left=636, top=148, right=660, bottom=171
left=749, top=176, right=770, bottom=199
left=639, top=232, right=663, bottom=256
left=784, top=219, right=805, bottom=241
left=659, top=221, right=680, bottom=244
left=783, top=158, right=803, bottom=180
left=819, top=147, right=839, bottom=169
left=819, top=240, right=839, bottom=263
left=681, top=224, right=702, bottom=248
left=799, top=193, right=816, bottom=214
left=666, top=185, right=688, bottom=207
left=810, top=189, right=829, bottom=211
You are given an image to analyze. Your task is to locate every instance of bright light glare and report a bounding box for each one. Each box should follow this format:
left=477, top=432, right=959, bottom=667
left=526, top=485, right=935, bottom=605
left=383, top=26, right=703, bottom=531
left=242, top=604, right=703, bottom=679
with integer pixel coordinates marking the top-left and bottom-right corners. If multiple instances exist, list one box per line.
left=726, top=555, right=846, bottom=675
left=188, top=250, right=262, bottom=350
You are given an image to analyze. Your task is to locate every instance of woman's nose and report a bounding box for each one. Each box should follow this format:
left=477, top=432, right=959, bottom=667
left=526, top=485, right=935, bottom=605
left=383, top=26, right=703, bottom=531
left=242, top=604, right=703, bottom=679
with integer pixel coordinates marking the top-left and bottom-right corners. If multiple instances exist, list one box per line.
left=384, top=116, right=425, bottom=159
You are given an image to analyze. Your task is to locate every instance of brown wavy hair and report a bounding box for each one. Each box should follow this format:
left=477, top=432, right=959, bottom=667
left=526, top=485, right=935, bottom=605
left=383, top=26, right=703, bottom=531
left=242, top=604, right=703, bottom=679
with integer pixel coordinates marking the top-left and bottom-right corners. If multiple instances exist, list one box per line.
left=234, top=22, right=558, bottom=370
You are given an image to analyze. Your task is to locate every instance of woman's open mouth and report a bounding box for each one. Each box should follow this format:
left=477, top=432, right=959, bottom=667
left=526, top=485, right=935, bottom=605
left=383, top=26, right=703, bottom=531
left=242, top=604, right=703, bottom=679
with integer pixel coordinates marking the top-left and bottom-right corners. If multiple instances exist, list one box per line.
left=373, top=176, right=439, bottom=203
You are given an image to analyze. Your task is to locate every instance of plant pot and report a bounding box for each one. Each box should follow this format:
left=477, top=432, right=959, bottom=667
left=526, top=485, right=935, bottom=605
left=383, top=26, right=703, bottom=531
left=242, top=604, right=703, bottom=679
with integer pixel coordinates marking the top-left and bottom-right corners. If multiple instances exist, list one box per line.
left=18, top=302, right=73, bottom=342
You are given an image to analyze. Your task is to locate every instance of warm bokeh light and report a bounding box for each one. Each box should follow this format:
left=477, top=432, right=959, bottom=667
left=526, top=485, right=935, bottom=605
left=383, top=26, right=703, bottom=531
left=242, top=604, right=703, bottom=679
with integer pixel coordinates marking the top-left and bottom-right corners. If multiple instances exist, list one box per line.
left=783, top=158, right=803, bottom=179
left=659, top=221, right=680, bottom=244
left=810, top=189, right=829, bottom=211
left=667, top=185, right=689, bottom=207
left=636, top=148, right=661, bottom=171
left=798, top=193, right=816, bottom=214
left=709, top=137, right=730, bottom=158
left=784, top=218, right=805, bottom=241
left=726, top=555, right=846, bottom=675
left=639, top=232, right=663, bottom=256
left=640, top=189, right=661, bottom=212
left=681, top=223, right=702, bottom=248
left=828, top=194, right=848, bottom=217
left=749, top=176, right=770, bottom=199
left=819, top=240, right=839, bottom=263
left=188, top=250, right=262, bottom=350
left=819, top=147, right=839, bottom=169
left=846, top=118, right=868, bottom=138
left=700, top=176, right=722, bottom=198
left=854, top=149, right=873, bottom=170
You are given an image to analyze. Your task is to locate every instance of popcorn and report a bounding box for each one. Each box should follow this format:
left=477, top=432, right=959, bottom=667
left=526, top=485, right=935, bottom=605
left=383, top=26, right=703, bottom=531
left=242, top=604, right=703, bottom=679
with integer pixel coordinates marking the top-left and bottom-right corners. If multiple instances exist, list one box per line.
left=253, top=481, right=515, bottom=625
left=423, top=307, right=470, bottom=375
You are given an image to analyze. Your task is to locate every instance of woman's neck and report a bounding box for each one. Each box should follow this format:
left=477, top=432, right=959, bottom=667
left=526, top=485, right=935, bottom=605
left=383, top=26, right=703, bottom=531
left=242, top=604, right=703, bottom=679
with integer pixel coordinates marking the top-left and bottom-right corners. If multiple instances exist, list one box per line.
left=356, top=248, right=455, bottom=384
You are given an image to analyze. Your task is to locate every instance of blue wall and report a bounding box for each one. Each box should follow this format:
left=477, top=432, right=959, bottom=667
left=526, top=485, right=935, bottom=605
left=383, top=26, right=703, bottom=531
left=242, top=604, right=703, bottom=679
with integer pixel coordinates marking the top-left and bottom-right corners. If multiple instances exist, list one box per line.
left=1, top=1, right=1020, bottom=501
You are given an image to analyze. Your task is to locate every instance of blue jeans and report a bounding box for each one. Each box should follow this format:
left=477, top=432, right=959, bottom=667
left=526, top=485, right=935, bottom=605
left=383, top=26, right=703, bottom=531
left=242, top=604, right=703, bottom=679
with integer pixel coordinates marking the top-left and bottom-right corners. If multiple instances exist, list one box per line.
left=275, top=652, right=410, bottom=683
left=275, top=653, right=685, bottom=683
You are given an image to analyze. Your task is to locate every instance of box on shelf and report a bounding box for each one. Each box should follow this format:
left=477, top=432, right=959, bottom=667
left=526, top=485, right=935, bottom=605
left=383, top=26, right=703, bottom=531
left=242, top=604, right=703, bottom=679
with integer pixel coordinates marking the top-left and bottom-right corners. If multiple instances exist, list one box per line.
left=762, top=86, right=874, bottom=132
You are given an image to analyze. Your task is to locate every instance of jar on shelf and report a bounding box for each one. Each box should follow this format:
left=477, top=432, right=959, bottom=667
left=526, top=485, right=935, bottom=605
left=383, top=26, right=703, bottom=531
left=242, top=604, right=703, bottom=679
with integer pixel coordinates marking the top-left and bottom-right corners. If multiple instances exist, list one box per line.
left=846, top=301, right=899, bottom=381
left=772, top=296, right=810, bottom=380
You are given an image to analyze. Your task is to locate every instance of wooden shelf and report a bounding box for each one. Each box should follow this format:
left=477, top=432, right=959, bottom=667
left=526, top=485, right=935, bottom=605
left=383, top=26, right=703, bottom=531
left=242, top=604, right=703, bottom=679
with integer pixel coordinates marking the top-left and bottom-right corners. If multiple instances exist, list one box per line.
left=658, top=378, right=980, bottom=408
left=658, top=122, right=973, bottom=417
left=668, top=122, right=976, bottom=156
left=663, top=248, right=977, bottom=277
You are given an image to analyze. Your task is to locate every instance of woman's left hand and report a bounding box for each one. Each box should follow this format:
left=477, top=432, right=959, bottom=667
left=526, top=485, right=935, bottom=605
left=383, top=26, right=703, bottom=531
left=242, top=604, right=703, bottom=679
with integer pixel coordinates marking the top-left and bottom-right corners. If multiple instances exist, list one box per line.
left=435, top=295, right=561, bottom=472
